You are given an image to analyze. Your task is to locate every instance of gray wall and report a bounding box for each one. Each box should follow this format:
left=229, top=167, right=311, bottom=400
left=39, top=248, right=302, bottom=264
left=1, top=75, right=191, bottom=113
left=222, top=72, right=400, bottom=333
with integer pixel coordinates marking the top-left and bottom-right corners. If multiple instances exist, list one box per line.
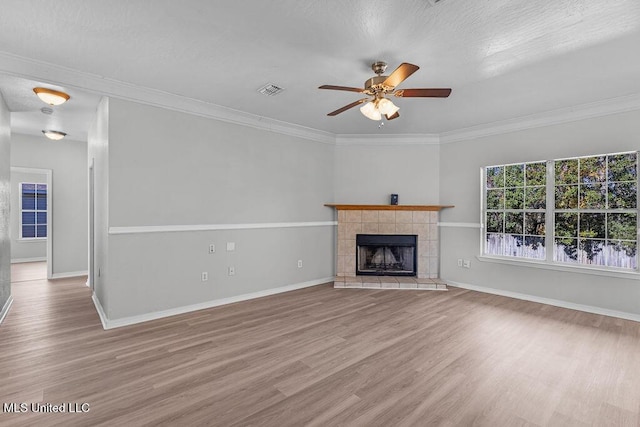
left=11, top=133, right=88, bottom=275
left=0, top=93, right=11, bottom=316
left=9, top=170, right=47, bottom=261
left=334, top=143, right=440, bottom=205
left=102, top=98, right=335, bottom=320
left=439, top=110, right=640, bottom=316
left=88, top=97, right=110, bottom=312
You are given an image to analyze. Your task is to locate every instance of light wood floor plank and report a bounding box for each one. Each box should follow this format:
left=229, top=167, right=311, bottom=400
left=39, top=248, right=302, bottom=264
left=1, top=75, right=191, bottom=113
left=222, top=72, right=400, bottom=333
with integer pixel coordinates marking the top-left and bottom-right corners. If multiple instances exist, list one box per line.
left=1, top=262, right=639, bottom=426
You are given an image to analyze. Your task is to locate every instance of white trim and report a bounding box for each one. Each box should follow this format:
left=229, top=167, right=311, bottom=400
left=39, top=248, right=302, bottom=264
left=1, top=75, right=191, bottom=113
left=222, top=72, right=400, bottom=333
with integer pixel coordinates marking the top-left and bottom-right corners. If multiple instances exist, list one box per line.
left=440, top=92, right=640, bottom=144
left=11, top=167, right=53, bottom=280
left=340, top=286, right=448, bottom=291
left=446, top=280, right=640, bottom=323
left=16, top=238, right=47, bottom=242
left=10, top=166, right=51, bottom=175
left=50, top=270, right=88, bottom=279
left=335, top=134, right=440, bottom=146
left=0, top=296, right=13, bottom=325
left=476, top=255, right=640, bottom=280
left=0, top=52, right=335, bottom=145
left=109, top=221, right=337, bottom=235
left=93, top=277, right=333, bottom=330
left=0, top=296, right=13, bottom=324
left=4, top=53, right=640, bottom=146
left=11, top=257, right=46, bottom=264
left=92, top=293, right=108, bottom=330
left=438, top=222, right=481, bottom=228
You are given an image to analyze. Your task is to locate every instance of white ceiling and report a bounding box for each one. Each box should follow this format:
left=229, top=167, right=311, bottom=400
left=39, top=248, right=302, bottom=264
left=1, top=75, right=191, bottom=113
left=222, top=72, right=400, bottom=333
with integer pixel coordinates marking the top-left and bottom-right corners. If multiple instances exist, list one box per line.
left=1, top=0, right=640, bottom=138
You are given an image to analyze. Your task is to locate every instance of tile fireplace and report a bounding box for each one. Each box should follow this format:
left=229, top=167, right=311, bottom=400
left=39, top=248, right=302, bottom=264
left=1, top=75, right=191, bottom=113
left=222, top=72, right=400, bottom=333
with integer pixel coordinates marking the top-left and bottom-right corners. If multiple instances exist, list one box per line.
left=325, top=204, right=453, bottom=290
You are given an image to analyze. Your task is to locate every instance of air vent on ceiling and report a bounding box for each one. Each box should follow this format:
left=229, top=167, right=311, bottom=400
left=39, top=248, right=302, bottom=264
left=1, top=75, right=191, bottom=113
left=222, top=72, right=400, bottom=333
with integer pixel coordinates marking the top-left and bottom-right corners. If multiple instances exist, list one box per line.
left=258, top=84, right=284, bottom=96
left=41, top=107, right=53, bottom=115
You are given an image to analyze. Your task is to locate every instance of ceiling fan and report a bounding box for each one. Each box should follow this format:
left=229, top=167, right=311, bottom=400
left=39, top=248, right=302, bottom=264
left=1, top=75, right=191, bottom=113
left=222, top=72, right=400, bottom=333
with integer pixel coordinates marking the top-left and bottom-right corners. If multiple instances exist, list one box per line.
left=319, top=61, right=451, bottom=121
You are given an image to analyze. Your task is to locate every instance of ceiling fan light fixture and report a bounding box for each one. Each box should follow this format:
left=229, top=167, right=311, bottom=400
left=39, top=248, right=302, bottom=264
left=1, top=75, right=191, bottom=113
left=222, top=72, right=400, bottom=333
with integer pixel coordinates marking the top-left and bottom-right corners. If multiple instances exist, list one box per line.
left=33, top=87, right=70, bottom=106
left=376, top=98, right=400, bottom=116
left=42, top=130, right=67, bottom=140
left=360, top=101, right=382, bottom=121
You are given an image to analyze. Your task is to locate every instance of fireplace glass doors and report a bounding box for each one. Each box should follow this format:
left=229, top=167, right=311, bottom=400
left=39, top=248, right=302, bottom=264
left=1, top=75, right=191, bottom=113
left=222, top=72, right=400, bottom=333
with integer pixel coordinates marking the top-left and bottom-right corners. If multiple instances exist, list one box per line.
left=356, top=234, right=417, bottom=276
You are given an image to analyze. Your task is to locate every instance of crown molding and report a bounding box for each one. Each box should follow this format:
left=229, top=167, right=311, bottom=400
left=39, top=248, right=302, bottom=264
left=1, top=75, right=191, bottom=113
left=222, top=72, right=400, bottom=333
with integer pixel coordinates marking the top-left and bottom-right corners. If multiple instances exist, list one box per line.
left=335, top=133, right=440, bottom=146
left=439, top=92, right=640, bottom=144
left=4, top=51, right=640, bottom=147
left=0, top=51, right=335, bottom=145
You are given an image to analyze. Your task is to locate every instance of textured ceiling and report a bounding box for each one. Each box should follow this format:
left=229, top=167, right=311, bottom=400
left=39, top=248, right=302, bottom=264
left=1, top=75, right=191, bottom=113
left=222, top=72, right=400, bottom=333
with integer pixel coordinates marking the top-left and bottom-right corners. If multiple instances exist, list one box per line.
left=1, top=0, right=640, bottom=138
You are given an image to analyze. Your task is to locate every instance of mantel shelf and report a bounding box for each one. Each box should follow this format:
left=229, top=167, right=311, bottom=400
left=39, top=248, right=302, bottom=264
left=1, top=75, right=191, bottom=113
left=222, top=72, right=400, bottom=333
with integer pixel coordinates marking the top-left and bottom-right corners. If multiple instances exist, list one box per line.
left=324, top=204, right=454, bottom=211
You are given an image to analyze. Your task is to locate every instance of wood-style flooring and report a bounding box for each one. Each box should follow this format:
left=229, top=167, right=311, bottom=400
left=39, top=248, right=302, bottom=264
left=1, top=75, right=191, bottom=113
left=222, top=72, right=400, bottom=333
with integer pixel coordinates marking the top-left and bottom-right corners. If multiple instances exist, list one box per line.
left=1, top=262, right=640, bottom=426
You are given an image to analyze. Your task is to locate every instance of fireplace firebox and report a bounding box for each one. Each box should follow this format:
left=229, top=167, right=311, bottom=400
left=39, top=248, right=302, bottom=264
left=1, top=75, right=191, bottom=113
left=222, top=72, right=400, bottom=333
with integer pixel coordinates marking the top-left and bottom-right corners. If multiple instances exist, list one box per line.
left=356, top=234, right=417, bottom=276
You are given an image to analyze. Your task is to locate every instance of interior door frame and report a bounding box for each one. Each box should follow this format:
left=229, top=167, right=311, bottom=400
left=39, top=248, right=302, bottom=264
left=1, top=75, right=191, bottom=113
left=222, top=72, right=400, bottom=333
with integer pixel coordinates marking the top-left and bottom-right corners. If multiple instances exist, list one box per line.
left=88, top=158, right=95, bottom=290
left=10, top=166, right=53, bottom=279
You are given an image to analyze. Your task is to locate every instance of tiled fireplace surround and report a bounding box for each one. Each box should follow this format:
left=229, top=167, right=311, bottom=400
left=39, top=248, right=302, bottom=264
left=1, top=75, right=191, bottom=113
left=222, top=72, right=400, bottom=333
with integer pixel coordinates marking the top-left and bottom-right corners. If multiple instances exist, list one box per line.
left=326, top=205, right=451, bottom=290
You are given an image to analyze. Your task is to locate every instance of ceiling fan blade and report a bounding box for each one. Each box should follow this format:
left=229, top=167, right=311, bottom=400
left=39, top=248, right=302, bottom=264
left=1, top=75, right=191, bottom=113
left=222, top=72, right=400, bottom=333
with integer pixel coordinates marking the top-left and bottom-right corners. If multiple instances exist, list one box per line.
left=394, top=88, right=452, bottom=98
left=385, top=112, right=400, bottom=121
left=382, top=63, right=419, bottom=88
left=327, top=98, right=368, bottom=116
left=319, top=85, right=365, bottom=93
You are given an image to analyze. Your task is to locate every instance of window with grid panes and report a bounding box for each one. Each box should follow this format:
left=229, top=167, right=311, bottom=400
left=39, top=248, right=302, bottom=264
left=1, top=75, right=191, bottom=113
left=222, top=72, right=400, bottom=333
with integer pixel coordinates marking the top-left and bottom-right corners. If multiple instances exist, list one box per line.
left=20, top=183, right=47, bottom=239
left=483, top=151, right=638, bottom=271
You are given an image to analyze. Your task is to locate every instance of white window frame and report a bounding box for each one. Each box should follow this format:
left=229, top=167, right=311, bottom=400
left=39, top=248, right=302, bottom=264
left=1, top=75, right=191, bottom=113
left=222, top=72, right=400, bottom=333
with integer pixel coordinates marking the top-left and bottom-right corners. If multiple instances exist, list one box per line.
left=479, top=151, right=640, bottom=278
left=18, top=182, right=48, bottom=241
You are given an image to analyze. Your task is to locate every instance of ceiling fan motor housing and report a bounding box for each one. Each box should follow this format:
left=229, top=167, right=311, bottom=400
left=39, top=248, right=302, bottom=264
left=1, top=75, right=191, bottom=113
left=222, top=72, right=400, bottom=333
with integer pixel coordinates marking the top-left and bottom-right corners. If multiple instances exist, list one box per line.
left=364, top=76, right=392, bottom=96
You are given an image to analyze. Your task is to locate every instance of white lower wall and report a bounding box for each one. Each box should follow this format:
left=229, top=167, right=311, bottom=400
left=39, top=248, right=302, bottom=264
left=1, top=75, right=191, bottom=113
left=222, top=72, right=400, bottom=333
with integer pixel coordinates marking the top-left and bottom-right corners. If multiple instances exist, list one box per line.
left=439, top=109, right=640, bottom=316
left=106, top=225, right=334, bottom=319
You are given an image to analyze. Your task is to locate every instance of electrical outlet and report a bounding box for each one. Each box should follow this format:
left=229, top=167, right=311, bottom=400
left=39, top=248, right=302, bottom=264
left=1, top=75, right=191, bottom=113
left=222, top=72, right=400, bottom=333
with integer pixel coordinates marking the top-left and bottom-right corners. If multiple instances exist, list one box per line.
left=226, top=242, right=235, bottom=252
left=457, top=259, right=463, bottom=267
left=228, top=266, right=235, bottom=276
left=463, top=260, right=471, bottom=268
left=201, top=272, right=208, bottom=281
left=297, top=259, right=303, bottom=268
left=209, top=244, right=215, bottom=254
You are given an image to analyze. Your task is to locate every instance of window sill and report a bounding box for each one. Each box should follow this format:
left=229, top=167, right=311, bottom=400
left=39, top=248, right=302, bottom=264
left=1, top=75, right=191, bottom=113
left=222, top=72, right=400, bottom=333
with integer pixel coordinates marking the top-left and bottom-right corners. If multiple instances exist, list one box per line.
left=18, top=238, right=47, bottom=243
left=477, top=255, right=640, bottom=280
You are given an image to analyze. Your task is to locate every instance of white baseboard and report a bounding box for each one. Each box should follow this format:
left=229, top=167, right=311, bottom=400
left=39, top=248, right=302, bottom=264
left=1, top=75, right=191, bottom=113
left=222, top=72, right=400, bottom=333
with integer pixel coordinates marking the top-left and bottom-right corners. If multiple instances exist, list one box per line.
left=93, top=276, right=334, bottom=330
left=446, top=280, right=640, bottom=323
left=0, top=296, right=14, bottom=325
left=51, top=270, right=88, bottom=279
left=11, top=257, right=46, bottom=264
left=91, top=293, right=108, bottom=330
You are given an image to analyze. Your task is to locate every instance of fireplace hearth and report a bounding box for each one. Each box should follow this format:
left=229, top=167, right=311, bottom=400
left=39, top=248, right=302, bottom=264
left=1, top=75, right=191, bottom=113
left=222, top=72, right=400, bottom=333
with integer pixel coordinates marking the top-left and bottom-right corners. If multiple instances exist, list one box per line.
left=356, top=234, right=417, bottom=276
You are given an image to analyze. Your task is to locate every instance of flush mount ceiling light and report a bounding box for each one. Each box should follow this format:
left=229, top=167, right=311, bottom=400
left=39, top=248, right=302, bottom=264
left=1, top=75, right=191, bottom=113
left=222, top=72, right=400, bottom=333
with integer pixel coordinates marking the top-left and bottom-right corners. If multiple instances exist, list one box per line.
left=33, top=87, right=70, bottom=106
left=42, top=130, right=67, bottom=140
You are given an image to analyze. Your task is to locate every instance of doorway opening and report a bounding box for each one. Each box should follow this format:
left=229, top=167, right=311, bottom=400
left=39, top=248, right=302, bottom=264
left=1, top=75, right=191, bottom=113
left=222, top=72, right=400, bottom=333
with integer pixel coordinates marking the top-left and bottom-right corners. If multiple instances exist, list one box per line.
left=9, top=167, right=53, bottom=279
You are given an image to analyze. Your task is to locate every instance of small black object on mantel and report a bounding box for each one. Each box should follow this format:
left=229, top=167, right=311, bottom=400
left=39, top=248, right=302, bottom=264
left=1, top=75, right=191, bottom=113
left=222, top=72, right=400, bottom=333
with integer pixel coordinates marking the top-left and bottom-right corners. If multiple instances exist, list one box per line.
left=390, top=194, right=398, bottom=205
